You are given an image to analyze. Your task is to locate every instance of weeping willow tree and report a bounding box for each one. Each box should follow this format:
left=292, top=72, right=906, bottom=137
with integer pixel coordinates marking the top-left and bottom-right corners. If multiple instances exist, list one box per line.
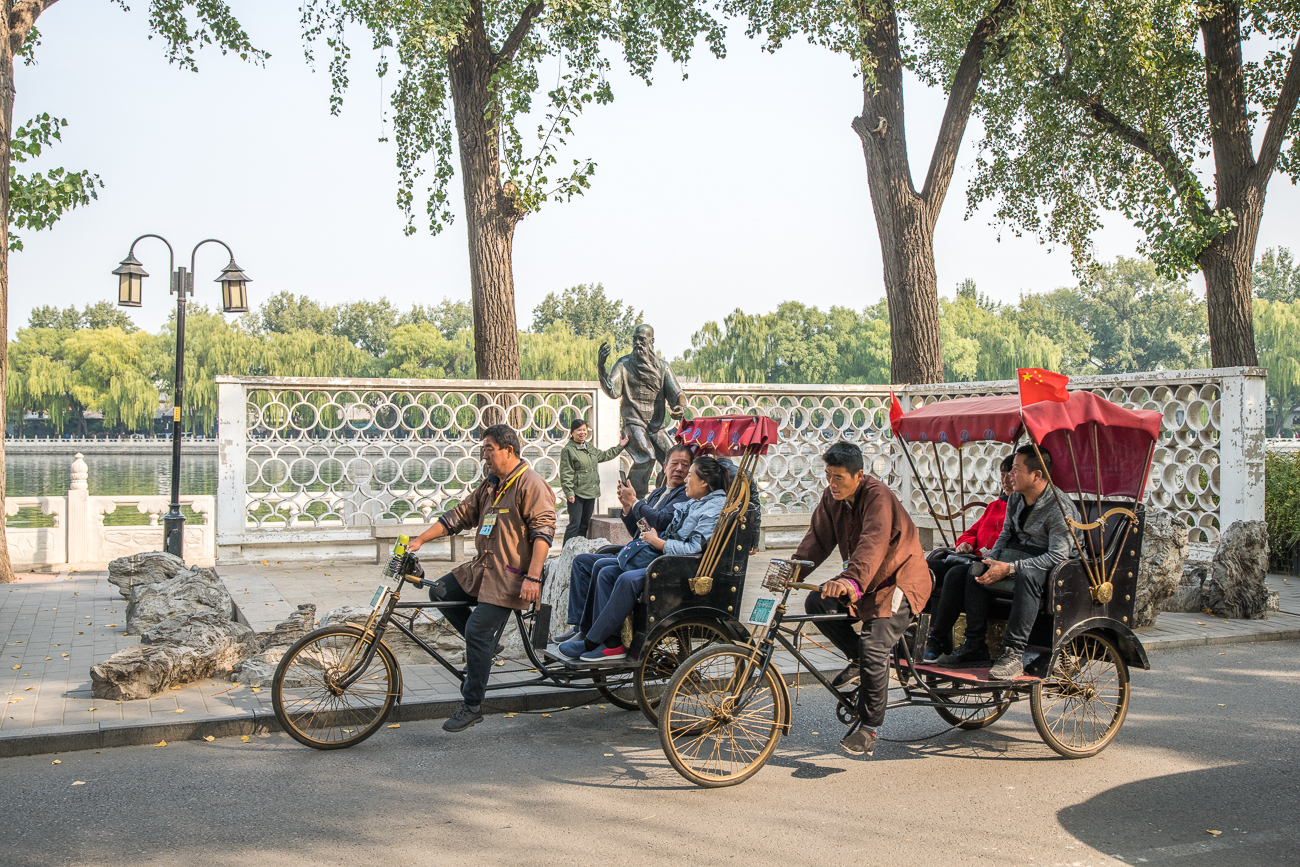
left=1256, top=299, right=1300, bottom=435
left=61, top=328, right=160, bottom=434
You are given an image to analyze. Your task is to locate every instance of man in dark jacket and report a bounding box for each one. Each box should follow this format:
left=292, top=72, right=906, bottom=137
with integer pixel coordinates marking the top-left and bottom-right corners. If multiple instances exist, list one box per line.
left=793, top=441, right=931, bottom=757
left=552, top=444, right=694, bottom=644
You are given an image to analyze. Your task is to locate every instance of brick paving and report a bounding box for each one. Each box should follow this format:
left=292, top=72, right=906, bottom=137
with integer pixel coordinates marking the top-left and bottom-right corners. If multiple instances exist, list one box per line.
left=3, top=552, right=1298, bottom=757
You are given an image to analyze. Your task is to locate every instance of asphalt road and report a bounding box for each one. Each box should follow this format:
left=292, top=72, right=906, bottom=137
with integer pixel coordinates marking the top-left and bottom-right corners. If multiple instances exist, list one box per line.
left=2, top=642, right=1297, bottom=867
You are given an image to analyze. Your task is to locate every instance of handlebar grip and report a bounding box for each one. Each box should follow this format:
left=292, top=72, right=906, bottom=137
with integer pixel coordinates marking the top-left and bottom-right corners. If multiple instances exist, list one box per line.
left=790, top=582, right=821, bottom=592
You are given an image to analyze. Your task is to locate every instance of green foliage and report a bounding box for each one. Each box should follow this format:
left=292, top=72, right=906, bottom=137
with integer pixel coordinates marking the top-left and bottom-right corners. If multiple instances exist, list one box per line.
left=1255, top=298, right=1300, bottom=435
left=379, top=322, right=476, bottom=378
left=410, top=298, right=474, bottom=338
left=1254, top=247, right=1300, bottom=303
left=968, top=0, right=1300, bottom=279
left=241, top=291, right=336, bottom=336
left=299, top=0, right=726, bottom=234
left=530, top=283, right=641, bottom=343
left=1264, top=451, right=1300, bottom=560
left=62, top=328, right=161, bottom=433
left=8, top=114, right=102, bottom=252
left=29, top=302, right=137, bottom=333
left=335, top=298, right=400, bottom=356
left=1075, top=257, right=1208, bottom=374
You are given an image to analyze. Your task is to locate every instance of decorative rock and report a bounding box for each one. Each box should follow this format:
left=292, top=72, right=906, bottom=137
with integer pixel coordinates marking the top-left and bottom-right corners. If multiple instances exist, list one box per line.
left=319, top=605, right=466, bottom=664
left=1165, top=561, right=1210, bottom=613
left=90, top=614, right=259, bottom=700
left=542, top=537, right=614, bottom=631
left=232, top=605, right=319, bottom=686
left=126, top=567, right=233, bottom=634
left=1203, top=521, right=1271, bottom=620
left=1132, top=510, right=1188, bottom=627
left=107, top=551, right=185, bottom=600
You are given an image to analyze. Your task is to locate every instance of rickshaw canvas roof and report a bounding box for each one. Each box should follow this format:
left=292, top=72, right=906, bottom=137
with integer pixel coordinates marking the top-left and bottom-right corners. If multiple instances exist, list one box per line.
left=676, top=414, right=779, bottom=456
left=896, top=391, right=1162, bottom=498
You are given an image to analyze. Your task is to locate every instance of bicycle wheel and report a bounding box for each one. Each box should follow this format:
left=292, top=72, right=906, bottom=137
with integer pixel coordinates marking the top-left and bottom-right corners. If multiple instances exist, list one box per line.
left=634, top=619, right=731, bottom=725
left=658, top=645, right=784, bottom=788
left=1031, top=632, right=1130, bottom=758
left=595, top=673, right=639, bottom=711
left=925, top=675, right=1011, bottom=730
left=273, top=625, right=400, bottom=750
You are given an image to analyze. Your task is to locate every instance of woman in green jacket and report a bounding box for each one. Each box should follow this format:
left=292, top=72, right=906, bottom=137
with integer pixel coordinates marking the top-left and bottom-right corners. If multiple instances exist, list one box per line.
left=560, top=418, right=627, bottom=544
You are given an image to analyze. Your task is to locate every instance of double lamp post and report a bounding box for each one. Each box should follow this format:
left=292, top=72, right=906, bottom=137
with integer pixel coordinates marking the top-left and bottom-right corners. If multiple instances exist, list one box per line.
left=112, top=235, right=252, bottom=560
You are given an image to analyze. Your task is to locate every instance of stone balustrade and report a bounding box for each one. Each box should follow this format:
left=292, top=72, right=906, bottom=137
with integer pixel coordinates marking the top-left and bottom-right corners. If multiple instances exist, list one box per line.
left=4, top=454, right=215, bottom=569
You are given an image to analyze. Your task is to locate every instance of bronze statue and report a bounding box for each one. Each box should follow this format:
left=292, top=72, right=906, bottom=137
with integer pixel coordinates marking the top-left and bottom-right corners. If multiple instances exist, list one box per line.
left=598, top=323, right=686, bottom=497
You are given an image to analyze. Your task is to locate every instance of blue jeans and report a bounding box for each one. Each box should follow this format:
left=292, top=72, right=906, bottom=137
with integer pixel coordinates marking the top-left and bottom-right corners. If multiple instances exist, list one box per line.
left=585, top=565, right=649, bottom=647
left=964, top=567, right=1049, bottom=655
left=567, top=553, right=617, bottom=627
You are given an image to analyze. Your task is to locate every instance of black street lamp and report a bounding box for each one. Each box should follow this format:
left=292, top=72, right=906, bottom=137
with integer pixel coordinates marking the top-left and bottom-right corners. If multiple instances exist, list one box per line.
left=113, top=235, right=253, bottom=560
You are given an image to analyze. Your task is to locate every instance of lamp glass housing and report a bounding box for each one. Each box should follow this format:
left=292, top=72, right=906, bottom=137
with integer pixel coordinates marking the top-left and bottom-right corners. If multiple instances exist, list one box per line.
left=118, top=273, right=143, bottom=307
left=221, top=279, right=249, bottom=313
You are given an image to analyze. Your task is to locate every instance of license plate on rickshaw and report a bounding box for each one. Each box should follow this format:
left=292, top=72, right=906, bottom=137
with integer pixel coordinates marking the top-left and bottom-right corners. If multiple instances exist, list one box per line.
left=370, top=584, right=388, bottom=611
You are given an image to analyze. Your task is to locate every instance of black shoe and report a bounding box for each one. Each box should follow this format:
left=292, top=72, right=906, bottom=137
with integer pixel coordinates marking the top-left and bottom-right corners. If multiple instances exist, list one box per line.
left=922, top=633, right=950, bottom=663
left=988, top=649, right=1024, bottom=681
left=830, top=663, right=861, bottom=688
left=934, top=642, right=991, bottom=668
left=442, top=703, right=484, bottom=732
left=840, top=726, right=877, bottom=756
left=551, top=626, right=581, bottom=644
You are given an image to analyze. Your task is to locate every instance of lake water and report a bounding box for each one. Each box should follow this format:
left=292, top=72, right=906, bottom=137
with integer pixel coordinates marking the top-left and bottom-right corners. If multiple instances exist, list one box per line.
left=5, top=454, right=219, bottom=498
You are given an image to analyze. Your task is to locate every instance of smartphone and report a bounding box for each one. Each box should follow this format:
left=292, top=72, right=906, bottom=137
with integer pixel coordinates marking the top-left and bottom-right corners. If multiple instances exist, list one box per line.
left=619, top=469, right=629, bottom=486
left=637, top=518, right=650, bottom=534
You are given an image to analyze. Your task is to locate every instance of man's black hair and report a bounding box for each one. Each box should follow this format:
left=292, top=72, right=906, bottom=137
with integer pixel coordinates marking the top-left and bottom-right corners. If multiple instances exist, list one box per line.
left=483, top=423, right=522, bottom=456
left=823, top=441, right=864, bottom=475
left=1015, top=443, right=1052, bottom=478
left=666, top=443, right=694, bottom=463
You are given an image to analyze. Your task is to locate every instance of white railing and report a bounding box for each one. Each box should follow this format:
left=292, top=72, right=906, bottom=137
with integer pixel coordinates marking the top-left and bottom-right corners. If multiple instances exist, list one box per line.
left=214, top=367, right=1265, bottom=561
left=1267, top=438, right=1300, bottom=454
left=3, top=454, right=216, bottom=568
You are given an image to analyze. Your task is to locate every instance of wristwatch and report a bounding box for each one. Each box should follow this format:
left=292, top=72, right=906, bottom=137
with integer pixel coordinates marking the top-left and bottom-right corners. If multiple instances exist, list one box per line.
left=1008, top=562, right=1018, bottom=577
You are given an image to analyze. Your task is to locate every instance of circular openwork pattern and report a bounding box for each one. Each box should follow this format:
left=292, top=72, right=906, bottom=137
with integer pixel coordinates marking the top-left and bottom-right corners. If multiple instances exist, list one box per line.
left=243, top=388, right=592, bottom=530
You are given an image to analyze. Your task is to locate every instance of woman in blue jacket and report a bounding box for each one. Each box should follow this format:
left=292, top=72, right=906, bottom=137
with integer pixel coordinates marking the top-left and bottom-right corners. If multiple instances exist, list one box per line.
left=559, top=456, right=729, bottom=662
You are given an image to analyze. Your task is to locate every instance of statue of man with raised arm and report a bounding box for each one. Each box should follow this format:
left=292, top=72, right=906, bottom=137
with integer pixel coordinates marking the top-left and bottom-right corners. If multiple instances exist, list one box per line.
left=598, top=323, right=686, bottom=497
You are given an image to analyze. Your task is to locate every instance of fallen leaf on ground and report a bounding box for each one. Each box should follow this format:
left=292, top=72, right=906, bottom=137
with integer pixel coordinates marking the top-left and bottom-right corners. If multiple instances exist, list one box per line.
left=71, top=781, right=85, bottom=786
left=251, top=688, right=262, bottom=693
left=540, top=713, right=552, bottom=718
left=604, top=753, right=614, bottom=757
left=24, top=686, right=33, bottom=691
left=61, top=654, right=69, bottom=658
left=811, top=732, right=819, bottom=735
left=88, top=707, right=97, bottom=712
left=1196, top=621, right=1207, bottom=626
left=175, top=709, right=185, bottom=714
left=387, top=724, right=400, bottom=729
left=106, top=624, right=116, bottom=628
left=203, top=736, right=215, bottom=742
left=598, top=705, right=607, bottom=709
left=240, top=736, right=250, bottom=742
left=155, top=740, right=167, bottom=747
left=10, top=665, right=18, bottom=670
left=51, top=760, right=61, bottom=764
left=45, top=657, right=51, bottom=661
left=493, top=660, right=505, bottom=666
left=170, top=685, right=182, bottom=690
left=77, top=632, right=83, bottom=635
left=1206, top=830, right=1221, bottom=836
left=502, top=713, right=517, bottom=718
left=1218, top=703, right=1226, bottom=706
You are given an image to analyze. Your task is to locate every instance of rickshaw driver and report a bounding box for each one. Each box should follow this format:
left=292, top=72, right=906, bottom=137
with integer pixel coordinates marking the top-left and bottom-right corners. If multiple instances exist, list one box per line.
left=793, top=442, right=932, bottom=757
left=406, top=423, right=557, bottom=733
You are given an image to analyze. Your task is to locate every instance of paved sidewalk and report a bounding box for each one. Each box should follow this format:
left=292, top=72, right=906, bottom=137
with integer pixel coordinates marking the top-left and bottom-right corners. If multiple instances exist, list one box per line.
left=4, top=553, right=1298, bottom=758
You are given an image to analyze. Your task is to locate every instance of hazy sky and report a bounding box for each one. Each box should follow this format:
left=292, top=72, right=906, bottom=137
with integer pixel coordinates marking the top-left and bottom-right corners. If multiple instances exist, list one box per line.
left=10, top=3, right=1299, bottom=358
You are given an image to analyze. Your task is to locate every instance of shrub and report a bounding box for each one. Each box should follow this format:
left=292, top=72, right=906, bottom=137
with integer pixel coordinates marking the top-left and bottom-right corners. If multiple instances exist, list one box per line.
left=1264, top=451, right=1300, bottom=572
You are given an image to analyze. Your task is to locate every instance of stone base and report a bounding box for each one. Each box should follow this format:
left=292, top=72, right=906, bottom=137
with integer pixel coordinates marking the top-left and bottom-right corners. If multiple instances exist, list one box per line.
left=588, top=516, right=631, bottom=546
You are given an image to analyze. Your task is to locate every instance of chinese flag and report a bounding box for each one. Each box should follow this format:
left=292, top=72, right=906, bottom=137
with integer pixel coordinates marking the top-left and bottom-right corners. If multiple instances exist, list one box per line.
left=889, top=391, right=904, bottom=435
left=1018, top=368, right=1070, bottom=406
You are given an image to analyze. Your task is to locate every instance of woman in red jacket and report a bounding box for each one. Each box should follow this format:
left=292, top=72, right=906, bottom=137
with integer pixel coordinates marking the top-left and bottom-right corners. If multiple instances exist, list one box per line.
left=924, top=454, right=1015, bottom=661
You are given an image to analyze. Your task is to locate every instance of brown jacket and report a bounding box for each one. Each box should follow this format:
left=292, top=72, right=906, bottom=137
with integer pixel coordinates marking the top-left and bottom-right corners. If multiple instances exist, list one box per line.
left=438, top=462, right=557, bottom=610
left=793, top=475, right=931, bottom=620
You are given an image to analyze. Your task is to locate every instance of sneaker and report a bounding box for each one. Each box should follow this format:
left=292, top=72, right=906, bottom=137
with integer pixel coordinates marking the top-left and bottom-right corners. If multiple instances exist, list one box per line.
left=579, top=644, right=627, bottom=662
left=442, top=703, right=483, bottom=732
left=552, top=626, right=582, bottom=644
left=839, top=726, right=877, bottom=756
left=934, top=642, right=992, bottom=668
left=922, top=633, right=950, bottom=663
left=830, top=663, right=861, bottom=688
left=988, top=649, right=1024, bottom=681
left=558, top=638, right=586, bottom=660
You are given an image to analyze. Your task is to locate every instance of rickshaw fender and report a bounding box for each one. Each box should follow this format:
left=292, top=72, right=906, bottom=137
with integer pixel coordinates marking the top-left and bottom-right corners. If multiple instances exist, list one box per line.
left=1054, top=618, right=1150, bottom=671
left=644, top=606, right=752, bottom=645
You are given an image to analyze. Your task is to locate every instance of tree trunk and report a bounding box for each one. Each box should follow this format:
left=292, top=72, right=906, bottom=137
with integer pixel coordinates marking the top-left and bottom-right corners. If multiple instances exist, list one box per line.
left=1198, top=2, right=1261, bottom=368
left=0, top=23, right=15, bottom=583
left=852, top=1, right=1011, bottom=385
left=448, top=2, right=523, bottom=381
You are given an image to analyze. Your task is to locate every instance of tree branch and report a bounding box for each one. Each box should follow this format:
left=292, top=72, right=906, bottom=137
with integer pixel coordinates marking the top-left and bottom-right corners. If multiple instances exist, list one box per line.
left=494, top=1, right=545, bottom=71
left=1046, top=73, right=1211, bottom=217
left=1254, top=32, right=1300, bottom=185
left=920, top=0, right=1016, bottom=210
left=8, top=0, right=61, bottom=55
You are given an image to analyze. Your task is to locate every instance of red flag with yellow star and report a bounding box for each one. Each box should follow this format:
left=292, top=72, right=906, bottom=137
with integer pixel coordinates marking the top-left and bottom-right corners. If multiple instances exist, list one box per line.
left=889, top=391, right=904, bottom=435
left=1018, top=368, right=1070, bottom=406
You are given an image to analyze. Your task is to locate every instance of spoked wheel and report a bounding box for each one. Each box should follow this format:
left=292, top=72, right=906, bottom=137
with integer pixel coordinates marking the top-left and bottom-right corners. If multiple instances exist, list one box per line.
left=273, top=625, right=400, bottom=749
left=595, top=673, right=639, bottom=711
left=634, top=619, right=731, bottom=725
left=1031, top=632, right=1130, bottom=758
left=658, top=645, right=785, bottom=788
left=925, top=675, right=1012, bottom=730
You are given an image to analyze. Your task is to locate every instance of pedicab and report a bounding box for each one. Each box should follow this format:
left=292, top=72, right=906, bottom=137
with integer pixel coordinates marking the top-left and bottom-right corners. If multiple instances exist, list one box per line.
left=270, top=414, right=777, bottom=748
left=656, top=390, right=1162, bottom=786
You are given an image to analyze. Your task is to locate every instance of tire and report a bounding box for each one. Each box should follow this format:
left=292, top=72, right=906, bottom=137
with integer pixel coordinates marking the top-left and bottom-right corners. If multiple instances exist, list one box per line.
left=925, top=675, right=1011, bottom=730
left=658, top=645, right=784, bottom=788
left=595, top=675, right=639, bottom=711
left=1031, top=632, right=1131, bottom=758
left=272, top=625, right=400, bottom=750
left=634, top=619, right=731, bottom=726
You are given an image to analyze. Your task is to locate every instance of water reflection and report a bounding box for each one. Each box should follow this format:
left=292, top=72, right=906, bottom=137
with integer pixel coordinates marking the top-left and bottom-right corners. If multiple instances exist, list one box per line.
left=5, top=454, right=218, bottom=497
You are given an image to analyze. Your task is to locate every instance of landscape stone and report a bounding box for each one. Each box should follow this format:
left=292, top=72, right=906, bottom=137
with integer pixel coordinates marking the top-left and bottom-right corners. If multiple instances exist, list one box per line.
left=90, top=614, right=259, bottom=700
left=233, top=605, right=319, bottom=686
left=542, top=537, right=613, bottom=632
left=1165, top=561, right=1211, bottom=613
left=106, top=551, right=185, bottom=600
left=320, top=604, right=467, bottom=664
left=125, top=567, right=234, bottom=634
left=1132, top=510, right=1188, bottom=627
left=1203, top=521, right=1271, bottom=620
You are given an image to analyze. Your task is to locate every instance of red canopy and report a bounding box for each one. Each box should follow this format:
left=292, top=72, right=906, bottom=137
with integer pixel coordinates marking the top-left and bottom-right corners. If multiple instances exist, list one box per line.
left=895, top=392, right=1162, bottom=498
left=675, top=414, right=779, bottom=456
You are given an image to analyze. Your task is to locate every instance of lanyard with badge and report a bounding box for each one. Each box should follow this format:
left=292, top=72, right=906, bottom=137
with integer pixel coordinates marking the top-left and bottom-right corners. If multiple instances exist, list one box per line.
left=480, top=462, right=528, bottom=537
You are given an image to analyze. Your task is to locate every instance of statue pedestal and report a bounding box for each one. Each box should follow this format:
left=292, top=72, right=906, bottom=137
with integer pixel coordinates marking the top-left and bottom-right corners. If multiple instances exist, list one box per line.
left=588, top=517, right=631, bottom=546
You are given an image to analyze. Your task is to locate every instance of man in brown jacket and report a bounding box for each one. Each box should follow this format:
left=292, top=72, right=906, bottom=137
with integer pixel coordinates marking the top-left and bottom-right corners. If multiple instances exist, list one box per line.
left=793, top=441, right=930, bottom=757
left=407, top=423, right=556, bottom=732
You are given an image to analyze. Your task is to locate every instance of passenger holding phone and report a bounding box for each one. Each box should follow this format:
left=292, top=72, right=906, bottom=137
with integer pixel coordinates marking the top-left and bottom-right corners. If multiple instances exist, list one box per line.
left=558, top=418, right=628, bottom=545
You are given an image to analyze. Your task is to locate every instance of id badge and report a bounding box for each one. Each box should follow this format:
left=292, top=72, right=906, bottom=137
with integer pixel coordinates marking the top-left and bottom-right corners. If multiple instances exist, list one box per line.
left=479, top=512, right=498, bottom=537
